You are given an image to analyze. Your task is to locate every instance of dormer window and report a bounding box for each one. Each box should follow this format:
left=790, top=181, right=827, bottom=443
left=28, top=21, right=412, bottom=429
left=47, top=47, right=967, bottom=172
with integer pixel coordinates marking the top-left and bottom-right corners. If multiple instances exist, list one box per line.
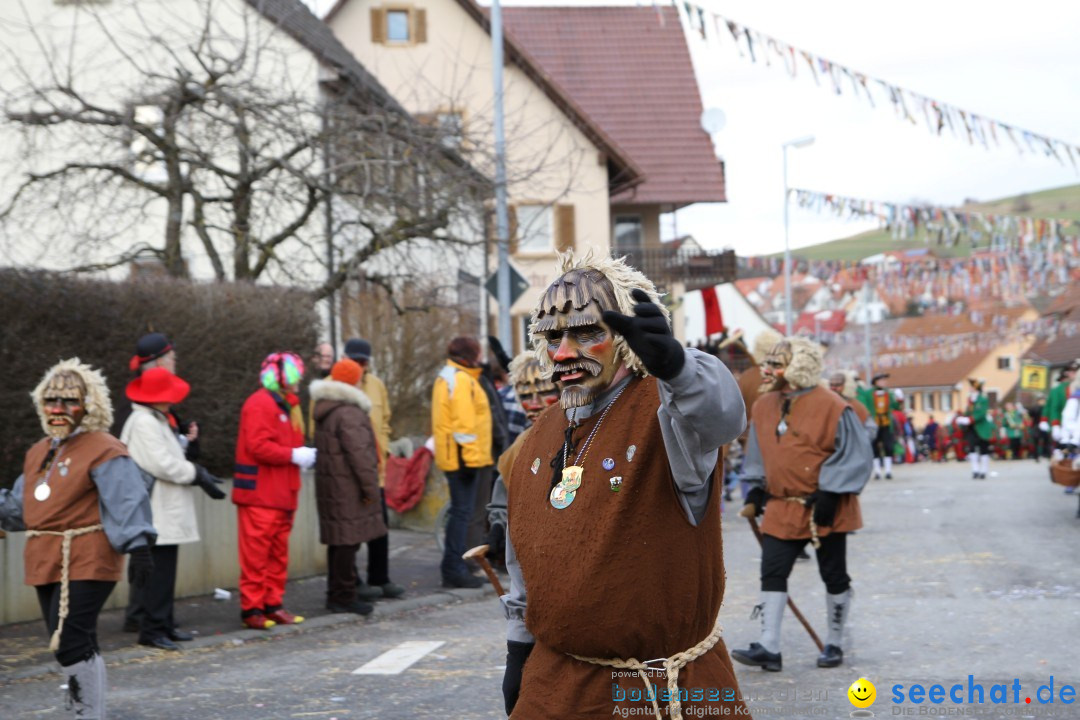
left=371, top=6, right=427, bottom=46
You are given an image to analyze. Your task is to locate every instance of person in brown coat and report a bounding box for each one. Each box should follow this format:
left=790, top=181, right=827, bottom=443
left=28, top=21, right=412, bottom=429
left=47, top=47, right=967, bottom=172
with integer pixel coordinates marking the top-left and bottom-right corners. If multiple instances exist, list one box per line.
left=310, top=358, right=387, bottom=615
left=732, top=338, right=872, bottom=672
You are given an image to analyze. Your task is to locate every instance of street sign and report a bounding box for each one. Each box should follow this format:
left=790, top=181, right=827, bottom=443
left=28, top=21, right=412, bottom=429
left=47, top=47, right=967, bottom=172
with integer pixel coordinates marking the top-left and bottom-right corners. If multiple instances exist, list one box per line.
left=1020, top=364, right=1048, bottom=391
left=485, top=263, right=531, bottom=307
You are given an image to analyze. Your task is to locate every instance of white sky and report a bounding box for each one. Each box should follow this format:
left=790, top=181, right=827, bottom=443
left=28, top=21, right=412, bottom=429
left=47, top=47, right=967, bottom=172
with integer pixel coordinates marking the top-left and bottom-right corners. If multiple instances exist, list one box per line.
left=305, top=0, right=1080, bottom=256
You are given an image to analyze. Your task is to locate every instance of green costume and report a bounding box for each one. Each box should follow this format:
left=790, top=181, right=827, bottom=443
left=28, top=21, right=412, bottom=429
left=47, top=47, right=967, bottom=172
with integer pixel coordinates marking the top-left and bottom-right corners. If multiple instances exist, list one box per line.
left=1046, top=381, right=1069, bottom=427
left=969, top=393, right=993, bottom=441
left=1004, top=409, right=1023, bottom=440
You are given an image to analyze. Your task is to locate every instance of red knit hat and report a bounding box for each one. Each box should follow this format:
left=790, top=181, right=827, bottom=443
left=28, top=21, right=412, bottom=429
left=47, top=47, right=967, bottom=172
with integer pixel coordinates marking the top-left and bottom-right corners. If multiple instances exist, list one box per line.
left=330, top=358, right=363, bottom=387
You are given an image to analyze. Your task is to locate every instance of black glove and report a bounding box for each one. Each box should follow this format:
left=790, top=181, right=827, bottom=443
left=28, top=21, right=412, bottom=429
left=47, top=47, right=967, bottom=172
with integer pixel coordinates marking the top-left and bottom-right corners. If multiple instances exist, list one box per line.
left=601, top=289, right=685, bottom=381
left=810, top=490, right=841, bottom=528
left=503, top=640, right=534, bottom=716
left=744, top=486, right=767, bottom=517
left=128, top=546, right=154, bottom=588
left=486, top=522, right=506, bottom=562
left=193, top=464, right=227, bottom=501
left=488, top=336, right=513, bottom=373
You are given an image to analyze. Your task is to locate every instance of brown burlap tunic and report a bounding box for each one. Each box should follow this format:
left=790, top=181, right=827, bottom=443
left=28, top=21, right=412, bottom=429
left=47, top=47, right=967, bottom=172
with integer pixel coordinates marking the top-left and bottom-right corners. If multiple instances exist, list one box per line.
left=751, top=387, right=863, bottom=540
left=21, top=432, right=129, bottom=585
left=508, top=376, right=746, bottom=718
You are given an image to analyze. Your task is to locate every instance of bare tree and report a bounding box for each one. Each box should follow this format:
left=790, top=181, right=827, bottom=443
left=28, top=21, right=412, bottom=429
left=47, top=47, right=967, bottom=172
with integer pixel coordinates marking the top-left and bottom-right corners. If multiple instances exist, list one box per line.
left=0, top=0, right=490, bottom=299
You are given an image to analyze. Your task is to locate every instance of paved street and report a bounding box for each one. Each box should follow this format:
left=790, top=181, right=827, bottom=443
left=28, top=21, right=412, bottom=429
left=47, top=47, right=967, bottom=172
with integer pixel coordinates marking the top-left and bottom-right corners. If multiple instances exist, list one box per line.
left=2, top=459, right=1080, bottom=718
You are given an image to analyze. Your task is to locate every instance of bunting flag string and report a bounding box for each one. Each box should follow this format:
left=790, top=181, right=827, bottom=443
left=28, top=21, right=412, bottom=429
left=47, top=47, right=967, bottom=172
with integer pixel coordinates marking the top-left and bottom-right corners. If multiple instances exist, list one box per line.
left=678, top=2, right=1080, bottom=168
left=788, top=187, right=1079, bottom=254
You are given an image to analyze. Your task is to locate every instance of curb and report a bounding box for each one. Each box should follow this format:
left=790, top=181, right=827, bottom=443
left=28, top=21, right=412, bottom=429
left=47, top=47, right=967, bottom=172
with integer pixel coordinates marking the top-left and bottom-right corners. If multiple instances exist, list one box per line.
left=2, top=586, right=496, bottom=683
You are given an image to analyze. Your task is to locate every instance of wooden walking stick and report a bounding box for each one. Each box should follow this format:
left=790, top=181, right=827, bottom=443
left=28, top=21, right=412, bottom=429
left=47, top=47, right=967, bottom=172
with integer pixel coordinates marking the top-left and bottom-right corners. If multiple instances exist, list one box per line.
left=463, top=544, right=506, bottom=596
left=739, top=506, right=825, bottom=652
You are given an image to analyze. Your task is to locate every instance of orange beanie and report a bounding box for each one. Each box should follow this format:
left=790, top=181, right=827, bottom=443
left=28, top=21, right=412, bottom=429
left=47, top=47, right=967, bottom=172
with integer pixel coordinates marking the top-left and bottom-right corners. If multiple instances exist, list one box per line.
left=330, top=358, right=363, bottom=386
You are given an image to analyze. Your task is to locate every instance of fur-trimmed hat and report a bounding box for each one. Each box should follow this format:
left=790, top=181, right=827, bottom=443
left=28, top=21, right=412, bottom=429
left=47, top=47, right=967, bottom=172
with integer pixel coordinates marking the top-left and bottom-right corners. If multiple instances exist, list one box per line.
left=32, top=358, right=113, bottom=437
left=530, top=251, right=667, bottom=377
left=751, top=328, right=783, bottom=365
left=779, top=337, right=824, bottom=390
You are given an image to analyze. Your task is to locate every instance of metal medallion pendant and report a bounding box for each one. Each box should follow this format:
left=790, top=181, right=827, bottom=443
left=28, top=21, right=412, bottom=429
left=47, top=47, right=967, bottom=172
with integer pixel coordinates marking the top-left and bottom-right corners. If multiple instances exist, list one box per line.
left=560, top=466, right=583, bottom=491
left=550, top=465, right=584, bottom=509
left=34, top=483, right=51, bottom=501
left=549, top=484, right=576, bottom=509
left=777, top=419, right=788, bottom=437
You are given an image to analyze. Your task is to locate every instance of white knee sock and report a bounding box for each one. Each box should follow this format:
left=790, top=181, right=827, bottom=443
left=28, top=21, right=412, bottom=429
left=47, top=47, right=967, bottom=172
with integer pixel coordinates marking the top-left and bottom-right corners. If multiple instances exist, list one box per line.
left=759, top=591, right=786, bottom=654
left=980, top=454, right=990, bottom=475
left=883, top=457, right=893, bottom=475
left=970, top=453, right=980, bottom=474
left=826, top=590, right=851, bottom=648
left=873, top=458, right=882, bottom=477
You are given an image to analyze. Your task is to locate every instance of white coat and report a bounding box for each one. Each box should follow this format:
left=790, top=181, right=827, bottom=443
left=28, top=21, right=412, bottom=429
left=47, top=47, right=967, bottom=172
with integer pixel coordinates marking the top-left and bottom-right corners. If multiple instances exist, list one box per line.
left=120, top=404, right=200, bottom=545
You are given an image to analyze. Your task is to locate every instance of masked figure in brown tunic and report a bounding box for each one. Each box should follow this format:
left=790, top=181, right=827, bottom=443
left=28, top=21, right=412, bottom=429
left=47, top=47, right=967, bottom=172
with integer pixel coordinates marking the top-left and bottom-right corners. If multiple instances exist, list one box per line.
left=0, top=358, right=156, bottom=719
left=732, top=339, right=872, bottom=672
left=501, top=253, right=748, bottom=720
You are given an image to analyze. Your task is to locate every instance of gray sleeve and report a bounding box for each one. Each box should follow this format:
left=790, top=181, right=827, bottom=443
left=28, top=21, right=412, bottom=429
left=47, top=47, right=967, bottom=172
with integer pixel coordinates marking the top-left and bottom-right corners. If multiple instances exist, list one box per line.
left=820, top=407, right=874, bottom=494
left=0, top=475, right=27, bottom=531
left=657, top=349, right=747, bottom=526
left=501, top=525, right=534, bottom=645
left=91, top=456, right=157, bottom=553
left=486, top=476, right=507, bottom=529
left=740, top=422, right=766, bottom=490
left=863, top=414, right=878, bottom=444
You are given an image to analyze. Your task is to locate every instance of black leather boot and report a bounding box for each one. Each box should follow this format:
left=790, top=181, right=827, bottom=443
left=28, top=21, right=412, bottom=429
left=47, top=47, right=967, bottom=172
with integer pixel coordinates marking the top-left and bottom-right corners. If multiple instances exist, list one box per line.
left=731, top=643, right=781, bottom=671
left=816, top=644, right=844, bottom=668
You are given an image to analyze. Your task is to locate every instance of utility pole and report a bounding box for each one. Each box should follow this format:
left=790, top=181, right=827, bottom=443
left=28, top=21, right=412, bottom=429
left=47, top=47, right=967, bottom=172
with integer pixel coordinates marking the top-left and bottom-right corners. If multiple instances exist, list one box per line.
left=491, top=0, right=512, bottom=346
left=864, top=282, right=872, bottom=381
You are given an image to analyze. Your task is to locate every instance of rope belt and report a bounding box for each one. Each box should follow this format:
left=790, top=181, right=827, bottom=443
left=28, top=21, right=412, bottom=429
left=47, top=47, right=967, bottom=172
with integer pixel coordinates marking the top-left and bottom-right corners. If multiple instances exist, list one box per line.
left=568, top=614, right=724, bottom=720
left=26, top=524, right=105, bottom=652
left=784, top=497, right=820, bottom=549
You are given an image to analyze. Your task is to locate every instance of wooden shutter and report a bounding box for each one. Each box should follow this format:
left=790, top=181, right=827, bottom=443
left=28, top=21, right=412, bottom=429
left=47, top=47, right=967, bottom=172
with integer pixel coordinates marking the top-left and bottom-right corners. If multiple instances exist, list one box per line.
left=508, top=204, right=519, bottom=254
left=370, top=8, right=385, bottom=44
left=415, top=9, right=427, bottom=43
left=555, top=204, right=575, bottom=252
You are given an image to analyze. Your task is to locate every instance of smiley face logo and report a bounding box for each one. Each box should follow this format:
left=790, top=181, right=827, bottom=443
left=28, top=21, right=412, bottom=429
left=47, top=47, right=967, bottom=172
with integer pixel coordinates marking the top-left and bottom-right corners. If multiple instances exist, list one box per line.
left=847, top=677, right=876, bottom=709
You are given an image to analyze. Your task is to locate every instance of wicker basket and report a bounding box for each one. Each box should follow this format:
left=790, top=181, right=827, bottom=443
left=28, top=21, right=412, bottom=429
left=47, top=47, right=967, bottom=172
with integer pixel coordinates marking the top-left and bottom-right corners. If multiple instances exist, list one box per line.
left=1050, top=460, right=1080, bottom=488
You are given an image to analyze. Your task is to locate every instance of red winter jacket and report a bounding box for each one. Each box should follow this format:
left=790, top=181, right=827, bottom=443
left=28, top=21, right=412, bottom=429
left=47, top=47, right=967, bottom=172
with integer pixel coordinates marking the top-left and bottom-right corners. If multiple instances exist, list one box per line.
left=232, top=388, right=304, bottom=511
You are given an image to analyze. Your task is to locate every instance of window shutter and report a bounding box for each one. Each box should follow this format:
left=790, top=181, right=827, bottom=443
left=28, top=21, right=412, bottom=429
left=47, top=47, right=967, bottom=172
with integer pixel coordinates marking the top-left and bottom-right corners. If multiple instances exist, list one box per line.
left=555, top=204, right=575, bottom=252
left=371, top=8, right=385, bottom=44
left=415, top=9, right=427, bottom=43
left=508, top=205, right=519, bottom=254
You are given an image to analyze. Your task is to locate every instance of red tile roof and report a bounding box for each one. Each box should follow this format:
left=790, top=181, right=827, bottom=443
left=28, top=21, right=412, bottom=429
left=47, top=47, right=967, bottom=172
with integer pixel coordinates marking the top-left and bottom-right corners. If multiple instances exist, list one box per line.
left=502, top=5, right=726, bottom=207
left=884, top=351, right=986, bottom=389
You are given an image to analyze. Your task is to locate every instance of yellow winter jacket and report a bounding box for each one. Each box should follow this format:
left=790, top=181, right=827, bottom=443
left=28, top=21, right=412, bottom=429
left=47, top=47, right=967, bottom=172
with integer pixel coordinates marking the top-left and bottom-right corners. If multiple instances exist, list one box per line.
left=432, top=360, right=493, bottom=472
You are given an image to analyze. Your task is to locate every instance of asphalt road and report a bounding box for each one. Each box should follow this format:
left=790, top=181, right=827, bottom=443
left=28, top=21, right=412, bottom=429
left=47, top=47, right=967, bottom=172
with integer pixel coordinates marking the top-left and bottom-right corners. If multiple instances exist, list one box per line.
left=2, top=459, right=1079, bottom=719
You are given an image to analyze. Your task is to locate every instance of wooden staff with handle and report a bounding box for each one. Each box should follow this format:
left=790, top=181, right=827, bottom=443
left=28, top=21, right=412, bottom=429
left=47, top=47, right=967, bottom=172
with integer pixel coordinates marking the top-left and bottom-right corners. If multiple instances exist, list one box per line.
left=463, top=544, right=506, bottom=596
left=738, top=505, right=824, bottom=652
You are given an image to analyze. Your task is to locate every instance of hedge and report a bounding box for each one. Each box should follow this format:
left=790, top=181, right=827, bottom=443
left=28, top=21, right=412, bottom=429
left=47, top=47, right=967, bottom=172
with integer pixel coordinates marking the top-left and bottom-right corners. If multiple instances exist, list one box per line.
left=0, top=270, right=319, bottom=487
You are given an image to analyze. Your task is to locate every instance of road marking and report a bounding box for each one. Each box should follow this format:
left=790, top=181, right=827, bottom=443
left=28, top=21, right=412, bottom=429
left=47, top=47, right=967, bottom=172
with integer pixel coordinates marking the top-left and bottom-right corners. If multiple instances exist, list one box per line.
left=352, top=641, right=445, bottom=675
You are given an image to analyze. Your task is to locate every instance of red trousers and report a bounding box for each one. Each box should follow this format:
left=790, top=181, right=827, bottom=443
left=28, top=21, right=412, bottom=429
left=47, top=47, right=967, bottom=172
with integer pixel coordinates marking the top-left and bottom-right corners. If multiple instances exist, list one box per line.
left=236, top=505, right=295, bottom=612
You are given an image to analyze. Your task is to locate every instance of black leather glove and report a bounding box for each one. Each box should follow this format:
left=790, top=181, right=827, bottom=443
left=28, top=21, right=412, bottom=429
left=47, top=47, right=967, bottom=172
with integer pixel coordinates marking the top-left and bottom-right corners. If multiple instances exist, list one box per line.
left=810, top=490, right=841, bottom=528
left=744, top=486, right=767, bottom=517
left=193, top=464, right=227, bottom=500
left=503, top=640, right=534, bottom=716
left=488, top=336, right=513, bottom=373
left=486, top=522, right=506, bottom=562
left=601, top=289, right=685, bottom=381
left=128, top=546, right=153, bottom=588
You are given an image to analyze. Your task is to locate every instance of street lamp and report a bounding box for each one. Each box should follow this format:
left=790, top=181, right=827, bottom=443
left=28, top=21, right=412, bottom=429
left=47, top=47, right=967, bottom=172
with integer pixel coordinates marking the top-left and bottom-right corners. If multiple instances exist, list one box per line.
left=783, top=135, right=814, bottom=336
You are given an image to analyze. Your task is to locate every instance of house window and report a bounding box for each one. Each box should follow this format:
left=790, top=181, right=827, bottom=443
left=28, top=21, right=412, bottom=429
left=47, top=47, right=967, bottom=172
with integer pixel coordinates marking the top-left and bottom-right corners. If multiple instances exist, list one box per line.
left=387, top=10, right=410, bottom=41
left=997, top=356, right=1013, bottom=371
left=941, top=392, right=952, bottom=412
left=924, top=392, right=935, bottom=411
left=516, top=204, right=553, bottom=254
left=907, top=393, right=916, bottom=412
left=437, top=112, right=464, bottom=150
left=614, top=215, right=643, bottom=255
left=371, top=6, right=427, bottom=45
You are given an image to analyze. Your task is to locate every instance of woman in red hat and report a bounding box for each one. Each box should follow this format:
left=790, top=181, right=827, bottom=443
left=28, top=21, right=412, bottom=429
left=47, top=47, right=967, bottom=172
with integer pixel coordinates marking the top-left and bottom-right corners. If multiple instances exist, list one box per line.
left=120, top=367, right=224, bottom=651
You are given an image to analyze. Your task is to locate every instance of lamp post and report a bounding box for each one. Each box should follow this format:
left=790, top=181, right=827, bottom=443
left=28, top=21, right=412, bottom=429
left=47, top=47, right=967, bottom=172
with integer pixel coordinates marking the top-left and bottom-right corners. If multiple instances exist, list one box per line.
left=782, top=135, right=814, bottom=336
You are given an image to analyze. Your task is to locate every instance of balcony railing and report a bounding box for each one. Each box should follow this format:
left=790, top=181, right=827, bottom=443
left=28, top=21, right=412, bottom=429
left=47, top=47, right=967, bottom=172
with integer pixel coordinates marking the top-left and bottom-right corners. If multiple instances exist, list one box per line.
left=615, top=246, right=737, bottom=293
